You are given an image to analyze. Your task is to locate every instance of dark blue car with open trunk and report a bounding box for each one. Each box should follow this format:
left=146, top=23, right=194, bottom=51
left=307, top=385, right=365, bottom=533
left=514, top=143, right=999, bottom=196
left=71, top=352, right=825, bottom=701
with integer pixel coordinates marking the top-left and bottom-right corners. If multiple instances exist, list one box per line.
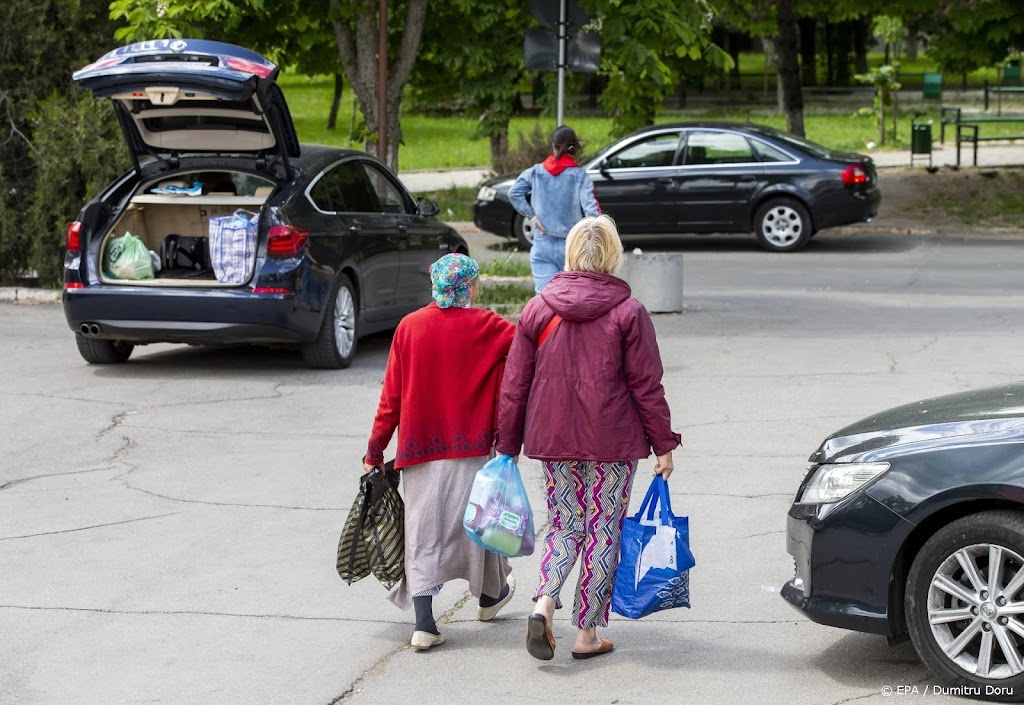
left=64, top=39, right=465, bottom=368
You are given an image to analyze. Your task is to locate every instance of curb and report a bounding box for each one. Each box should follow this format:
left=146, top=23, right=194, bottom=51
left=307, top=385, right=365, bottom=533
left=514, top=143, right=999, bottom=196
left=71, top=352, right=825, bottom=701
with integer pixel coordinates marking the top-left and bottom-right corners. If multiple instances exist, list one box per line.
left=0, top=287, right=61, bottom=305
left=480, top=275, right=532, bottom=287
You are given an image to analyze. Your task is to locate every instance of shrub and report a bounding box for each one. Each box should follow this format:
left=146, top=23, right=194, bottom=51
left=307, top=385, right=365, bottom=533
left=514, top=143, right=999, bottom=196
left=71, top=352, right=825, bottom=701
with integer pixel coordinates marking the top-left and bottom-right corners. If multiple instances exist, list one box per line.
left=28, top=95, right=127, bottom=285
left=492, top=126, right=552, bottom=175
left=476, top=283, right=535, bottom=306
left=479, top=255, right=531, bottom=277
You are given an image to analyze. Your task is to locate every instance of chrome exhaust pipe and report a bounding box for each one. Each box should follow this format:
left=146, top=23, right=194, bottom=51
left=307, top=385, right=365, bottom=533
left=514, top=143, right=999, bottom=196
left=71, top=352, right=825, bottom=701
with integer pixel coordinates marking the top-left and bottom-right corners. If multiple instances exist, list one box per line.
left=79, top=323, right=102, bottom=336
left=90, top=324, right=101, bottom=336
left=80, top=323, right=91, bottom=336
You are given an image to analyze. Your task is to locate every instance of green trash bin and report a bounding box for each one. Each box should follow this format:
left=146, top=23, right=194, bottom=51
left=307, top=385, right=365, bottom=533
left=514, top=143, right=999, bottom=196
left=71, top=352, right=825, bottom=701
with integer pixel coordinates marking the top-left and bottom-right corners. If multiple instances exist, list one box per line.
left=910, top=115, right=933, bottom=168
left=923, top=72, right=942, bottom=100
left=1005, top=59, right=1021, bottom=85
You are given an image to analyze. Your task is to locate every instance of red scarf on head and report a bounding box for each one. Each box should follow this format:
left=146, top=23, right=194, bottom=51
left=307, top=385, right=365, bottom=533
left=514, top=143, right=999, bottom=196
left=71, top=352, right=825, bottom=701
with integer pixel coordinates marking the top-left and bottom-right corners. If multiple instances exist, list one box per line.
left=543, top=153, right=579, bottom=176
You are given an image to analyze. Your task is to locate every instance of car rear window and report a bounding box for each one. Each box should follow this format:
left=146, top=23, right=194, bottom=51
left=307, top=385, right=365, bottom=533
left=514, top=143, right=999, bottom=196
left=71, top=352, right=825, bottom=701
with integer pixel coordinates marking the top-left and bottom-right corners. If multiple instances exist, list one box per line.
left=755, top=128, right=830, bottom=158
left=142, top=115, right=267, bottom=134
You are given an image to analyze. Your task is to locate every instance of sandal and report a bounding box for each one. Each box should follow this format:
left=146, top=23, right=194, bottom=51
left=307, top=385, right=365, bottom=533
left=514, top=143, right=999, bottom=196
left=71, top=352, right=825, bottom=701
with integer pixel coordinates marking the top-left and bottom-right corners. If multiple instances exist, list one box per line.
left=571, top=638, right=614, bottom=660
left=526, top=613, right=555, bottom=661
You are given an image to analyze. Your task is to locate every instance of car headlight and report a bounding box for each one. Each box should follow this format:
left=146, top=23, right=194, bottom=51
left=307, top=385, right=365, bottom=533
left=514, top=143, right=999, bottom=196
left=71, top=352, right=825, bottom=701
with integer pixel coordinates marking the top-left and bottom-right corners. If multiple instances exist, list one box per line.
left=476, top=186, right=497, bottom=202
left=798, top=462, right=890, bottom=504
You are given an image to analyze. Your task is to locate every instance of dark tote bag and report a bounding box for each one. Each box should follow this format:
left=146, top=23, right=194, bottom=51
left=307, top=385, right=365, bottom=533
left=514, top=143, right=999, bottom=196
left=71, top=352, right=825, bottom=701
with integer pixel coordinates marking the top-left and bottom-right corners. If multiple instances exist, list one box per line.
left=612, top=474, right=695, bottom=619
left=336, top=461, right=405, bottom=590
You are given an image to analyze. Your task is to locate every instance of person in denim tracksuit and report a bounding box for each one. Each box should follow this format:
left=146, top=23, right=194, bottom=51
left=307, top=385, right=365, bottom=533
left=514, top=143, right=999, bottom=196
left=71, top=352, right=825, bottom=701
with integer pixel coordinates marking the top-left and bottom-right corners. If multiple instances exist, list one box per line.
left=508, top=126, right=601, bottom=293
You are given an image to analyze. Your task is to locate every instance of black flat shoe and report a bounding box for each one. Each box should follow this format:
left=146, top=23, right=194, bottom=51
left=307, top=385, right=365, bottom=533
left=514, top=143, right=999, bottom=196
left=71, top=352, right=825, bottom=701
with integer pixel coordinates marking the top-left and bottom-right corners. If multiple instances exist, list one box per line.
left=526, top=613, right=555, bottom=661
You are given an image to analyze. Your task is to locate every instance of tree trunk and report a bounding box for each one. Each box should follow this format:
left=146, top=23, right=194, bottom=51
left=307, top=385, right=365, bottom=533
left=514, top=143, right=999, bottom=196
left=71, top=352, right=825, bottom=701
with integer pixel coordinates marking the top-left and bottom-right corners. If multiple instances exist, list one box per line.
left=798, top=18, right=817, bottom=87
left=327, top=73, right=343, bottom=131
left=879, top=96, right=886, bottom=146
left=776, top=0, right=804, bottom=136
left=729, top=33, right=742, bottom=90
left=762, top=38, right=776, bottom=101
left=825, top=23, right=834, bottom=86
left=330, top=0, right=428, bottom=172
left=835, top=22, right=852, bottom=85
left=853, top=19, right=869, bottom=74
left=489, top=131, right=508, bottom=167
left=891, top=92, right=899, bottom=144
left=905, top=25, right=919, bottom=62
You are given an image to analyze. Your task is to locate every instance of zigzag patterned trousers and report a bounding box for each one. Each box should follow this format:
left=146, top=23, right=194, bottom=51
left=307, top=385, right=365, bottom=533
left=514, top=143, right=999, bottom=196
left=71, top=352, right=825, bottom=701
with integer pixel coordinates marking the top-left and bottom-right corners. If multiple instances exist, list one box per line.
left=535, top=459, right=637, bottom=628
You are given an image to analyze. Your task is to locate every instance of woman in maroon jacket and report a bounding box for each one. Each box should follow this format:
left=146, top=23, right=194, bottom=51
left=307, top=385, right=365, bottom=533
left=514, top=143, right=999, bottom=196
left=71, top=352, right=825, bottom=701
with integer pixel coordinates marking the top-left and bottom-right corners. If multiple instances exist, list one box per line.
left=497, top=215, right=681, bottom=661
left=365, top=253, right=517, bottom=651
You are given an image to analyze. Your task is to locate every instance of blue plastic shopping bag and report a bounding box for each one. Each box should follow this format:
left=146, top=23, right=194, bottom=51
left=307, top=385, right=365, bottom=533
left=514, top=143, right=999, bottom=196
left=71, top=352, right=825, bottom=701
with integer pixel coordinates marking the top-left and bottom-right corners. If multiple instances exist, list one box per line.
left=463, top=455, right=535, bottom=557
left=612, top=475, right=694, bottom=619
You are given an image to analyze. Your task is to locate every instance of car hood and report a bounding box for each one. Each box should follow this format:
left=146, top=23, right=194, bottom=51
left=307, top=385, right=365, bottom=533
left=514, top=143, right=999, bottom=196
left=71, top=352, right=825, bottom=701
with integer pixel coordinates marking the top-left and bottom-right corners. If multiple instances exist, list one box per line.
left=810, top=383, right=1024, bottom=464
left=74, top=39, right=300, bottom=173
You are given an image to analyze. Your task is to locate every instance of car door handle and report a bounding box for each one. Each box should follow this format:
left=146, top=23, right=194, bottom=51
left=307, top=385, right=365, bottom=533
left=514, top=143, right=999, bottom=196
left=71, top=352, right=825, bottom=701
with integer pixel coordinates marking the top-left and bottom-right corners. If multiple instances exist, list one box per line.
left=349, top=225, right=360, bottom=234
left=655, top=177, right=673, bottom=184
left=397, top=224, right=408, bottom=234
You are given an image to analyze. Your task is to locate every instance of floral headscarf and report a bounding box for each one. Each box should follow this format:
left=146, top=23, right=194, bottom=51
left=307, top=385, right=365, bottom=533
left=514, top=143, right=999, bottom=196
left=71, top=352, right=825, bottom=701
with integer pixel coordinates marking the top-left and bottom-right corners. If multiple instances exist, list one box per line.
left=430, top=253, right=480, bottom=309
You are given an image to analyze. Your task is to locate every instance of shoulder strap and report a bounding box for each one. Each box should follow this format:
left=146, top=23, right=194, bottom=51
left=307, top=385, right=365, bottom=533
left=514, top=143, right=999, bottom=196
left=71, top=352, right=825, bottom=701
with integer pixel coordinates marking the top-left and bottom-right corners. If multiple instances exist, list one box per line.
left=537, top=314, right=563, bottom=348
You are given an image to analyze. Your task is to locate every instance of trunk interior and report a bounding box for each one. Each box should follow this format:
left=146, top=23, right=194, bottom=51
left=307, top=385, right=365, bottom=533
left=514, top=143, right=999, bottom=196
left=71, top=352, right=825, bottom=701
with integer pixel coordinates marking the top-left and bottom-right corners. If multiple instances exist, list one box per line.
left=99, top=170, right=275, bottom=287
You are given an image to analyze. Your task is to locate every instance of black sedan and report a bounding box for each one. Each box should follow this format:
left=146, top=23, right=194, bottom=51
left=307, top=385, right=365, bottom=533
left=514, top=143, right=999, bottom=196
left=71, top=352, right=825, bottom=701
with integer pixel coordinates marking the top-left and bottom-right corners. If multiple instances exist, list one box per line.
left=783, top=383, right=1024, bottom=700
left=64, top=39, right=464, bottom=368
left=473, top=122, right=880, bottom=253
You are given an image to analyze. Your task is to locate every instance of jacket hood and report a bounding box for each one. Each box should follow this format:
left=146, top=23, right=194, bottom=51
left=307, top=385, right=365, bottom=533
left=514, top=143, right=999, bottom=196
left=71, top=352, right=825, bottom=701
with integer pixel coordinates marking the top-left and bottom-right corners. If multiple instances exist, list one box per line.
left=541, top=271, right=631, bottom=321
left=542, top=154, right=579, bottom=176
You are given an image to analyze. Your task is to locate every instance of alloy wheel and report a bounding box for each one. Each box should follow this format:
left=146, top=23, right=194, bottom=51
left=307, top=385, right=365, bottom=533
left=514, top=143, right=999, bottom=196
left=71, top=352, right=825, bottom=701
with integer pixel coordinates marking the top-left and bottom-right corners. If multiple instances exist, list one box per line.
left=332, top=285, right=356, bottom=359
left=760, top=204, right=804, bottom=249
left=928, top=543, right=1024, bottom=679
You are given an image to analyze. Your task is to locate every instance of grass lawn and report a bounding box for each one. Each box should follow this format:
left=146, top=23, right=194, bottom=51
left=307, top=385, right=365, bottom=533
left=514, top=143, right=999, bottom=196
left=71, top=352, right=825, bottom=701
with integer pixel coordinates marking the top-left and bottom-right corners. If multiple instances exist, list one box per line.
left=730, top=51, right=1006, bottom=86
left=280, top=65, right=1024, bottom=172
left=413, top=187, right=477, bottom=220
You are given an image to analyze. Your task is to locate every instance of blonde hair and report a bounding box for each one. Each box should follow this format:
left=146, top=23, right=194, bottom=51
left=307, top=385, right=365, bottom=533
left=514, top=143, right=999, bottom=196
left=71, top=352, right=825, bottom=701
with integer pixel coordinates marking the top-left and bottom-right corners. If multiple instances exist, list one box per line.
left=565, top=215, right=623, bottom=275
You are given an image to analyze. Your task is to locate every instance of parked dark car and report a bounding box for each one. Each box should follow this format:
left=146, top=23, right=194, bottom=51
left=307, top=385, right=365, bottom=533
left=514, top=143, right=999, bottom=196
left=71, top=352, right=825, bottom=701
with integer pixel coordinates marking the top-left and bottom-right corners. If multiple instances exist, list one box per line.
left=64, top=39, right=465, bottom=368
left=473, top=122, right=880, bottom=253
left=783, top=383, right=1024, bottom=700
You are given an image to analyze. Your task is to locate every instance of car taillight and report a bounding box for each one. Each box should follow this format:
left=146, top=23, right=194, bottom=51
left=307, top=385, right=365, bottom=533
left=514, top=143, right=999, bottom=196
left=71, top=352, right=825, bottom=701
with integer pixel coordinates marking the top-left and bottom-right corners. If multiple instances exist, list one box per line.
left=267, top=225, right=309, bottom=256
left=841, top=164, right=868, bottom=185
left=253, top=287, right=291, bottom=295
left=64, top=282, right=85, bottom=289
left=66, top=221, right=82, bottom=253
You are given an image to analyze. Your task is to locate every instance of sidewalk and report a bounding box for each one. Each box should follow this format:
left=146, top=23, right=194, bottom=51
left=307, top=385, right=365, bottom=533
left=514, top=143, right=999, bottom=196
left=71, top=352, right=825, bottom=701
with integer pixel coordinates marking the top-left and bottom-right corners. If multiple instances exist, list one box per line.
left=397, top=142, right=1024, bottom=193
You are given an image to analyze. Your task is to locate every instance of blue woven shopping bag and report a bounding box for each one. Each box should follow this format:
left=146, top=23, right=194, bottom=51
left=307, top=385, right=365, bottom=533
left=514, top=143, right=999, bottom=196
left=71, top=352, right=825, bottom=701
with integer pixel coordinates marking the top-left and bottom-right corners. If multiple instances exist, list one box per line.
left=612, top=475, right=694, bottom=619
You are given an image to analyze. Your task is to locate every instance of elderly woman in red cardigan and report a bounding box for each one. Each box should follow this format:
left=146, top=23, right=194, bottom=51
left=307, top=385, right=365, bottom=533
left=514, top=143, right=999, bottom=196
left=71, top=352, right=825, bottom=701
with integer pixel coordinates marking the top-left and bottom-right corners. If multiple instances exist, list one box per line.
left=364, top=253, right=517, bottom=651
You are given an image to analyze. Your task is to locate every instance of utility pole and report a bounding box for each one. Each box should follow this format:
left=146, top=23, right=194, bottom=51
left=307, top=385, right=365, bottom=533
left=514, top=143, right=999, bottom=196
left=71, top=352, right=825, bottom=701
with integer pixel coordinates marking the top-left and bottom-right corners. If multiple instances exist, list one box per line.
left=556, top=0, right=566, bottom=126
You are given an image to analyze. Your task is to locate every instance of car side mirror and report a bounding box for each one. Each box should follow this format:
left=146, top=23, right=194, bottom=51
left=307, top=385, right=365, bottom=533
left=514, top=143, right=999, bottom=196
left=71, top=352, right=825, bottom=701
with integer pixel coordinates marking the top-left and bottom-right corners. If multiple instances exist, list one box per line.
left=599, top=159, right=613, bottom=180
left=417, top=197, right=440, bottom=217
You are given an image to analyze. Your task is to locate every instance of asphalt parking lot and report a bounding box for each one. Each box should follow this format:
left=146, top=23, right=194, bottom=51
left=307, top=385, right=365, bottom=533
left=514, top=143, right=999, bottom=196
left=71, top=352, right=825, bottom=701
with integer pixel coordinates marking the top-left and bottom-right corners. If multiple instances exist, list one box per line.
left=2, top=227, right=1024, bottom=705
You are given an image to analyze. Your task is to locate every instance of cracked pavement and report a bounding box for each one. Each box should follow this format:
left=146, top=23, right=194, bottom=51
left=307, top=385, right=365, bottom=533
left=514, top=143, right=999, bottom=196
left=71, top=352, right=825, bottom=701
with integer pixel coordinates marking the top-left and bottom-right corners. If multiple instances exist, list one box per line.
left=2, top=228, right=1024, bottom=704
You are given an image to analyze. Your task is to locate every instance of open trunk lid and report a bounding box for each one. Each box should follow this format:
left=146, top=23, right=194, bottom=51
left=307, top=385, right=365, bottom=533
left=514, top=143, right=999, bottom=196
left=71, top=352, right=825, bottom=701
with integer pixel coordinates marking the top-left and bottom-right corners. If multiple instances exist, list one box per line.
left=74, top=39, right=300, bottom=174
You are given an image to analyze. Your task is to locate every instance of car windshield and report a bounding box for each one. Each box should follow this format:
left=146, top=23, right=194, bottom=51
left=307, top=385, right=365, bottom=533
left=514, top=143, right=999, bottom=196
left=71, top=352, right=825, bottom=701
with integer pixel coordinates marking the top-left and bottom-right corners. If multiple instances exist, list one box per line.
left=754, top=127, right=831, bottom=158
left=584, top=138, right=621, bottom=166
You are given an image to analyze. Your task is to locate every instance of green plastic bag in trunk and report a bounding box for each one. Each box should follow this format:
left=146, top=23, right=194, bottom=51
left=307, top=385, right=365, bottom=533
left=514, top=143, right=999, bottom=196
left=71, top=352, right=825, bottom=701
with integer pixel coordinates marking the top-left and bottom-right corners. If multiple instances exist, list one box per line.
left=105, top=232, right=154, bottom=280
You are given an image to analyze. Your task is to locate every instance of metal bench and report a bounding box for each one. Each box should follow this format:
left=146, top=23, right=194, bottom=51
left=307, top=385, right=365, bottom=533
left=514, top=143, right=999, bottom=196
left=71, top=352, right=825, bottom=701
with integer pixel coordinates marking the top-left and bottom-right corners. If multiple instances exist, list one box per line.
left=983, top=83, right=1024, bottom=114
left=801, top=86, right=874, bottom=96
left=940, top=106, right=1024, bottom=144
left=955, top=120, right=1024, bottom=166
